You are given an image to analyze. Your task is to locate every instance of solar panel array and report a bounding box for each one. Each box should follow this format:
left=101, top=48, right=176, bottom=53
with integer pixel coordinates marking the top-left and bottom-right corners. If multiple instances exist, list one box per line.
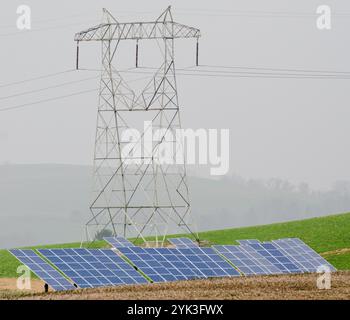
left=168, top=237, right=199, bottom=248
left=9, top=237, right=336, bottom=292
left=213, top=245, right=282, bottom=275
left=104, top=237, right=136, bottom=248
left=177, top=247, right=240, bottom=278
left=119, top=246, right=196, bottom=282
left=118, top=246, right=239, bottom=282
left=246, top=242, right=302, bottom=273
left=9, top=249, right=76, bottom=291
left=214, top=238, right=337, bottom=275
left=236, top=239, right=261, bottom=245
left=38, top=248, right=148, bottom=288
left=272, top=238, right=337, bottom=272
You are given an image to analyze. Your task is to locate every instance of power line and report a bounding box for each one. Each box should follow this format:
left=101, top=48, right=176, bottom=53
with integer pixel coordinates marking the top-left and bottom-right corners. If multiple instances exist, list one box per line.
left=0, top=10, right=159, bottom=36
left=174, top=8, right=350, bottom=18
left=181, top=68, right=350, bottom=78
left=198, top=64, right=350, bottom=75
left=0, top=76, right=99, bottom=101
left=0, top=13, right=95, bottom=29
left=0, top=69, right=76, bottom=89
left=0, top=20, right=99, bottom=37
left=0, top=75, right=151, bottom=112
left=119, top=68, right=350, bottom=80
left=139, top=64, right=350, bottom=76
left=3, top=64, right=347, bottom=93
left=2, top=63, right=350, bottom=113
left=0, top=88, right=98, bottom=112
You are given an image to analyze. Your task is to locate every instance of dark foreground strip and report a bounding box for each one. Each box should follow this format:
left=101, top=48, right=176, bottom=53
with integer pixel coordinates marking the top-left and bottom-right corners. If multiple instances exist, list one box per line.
left=0, top=300, right=348, bottom=319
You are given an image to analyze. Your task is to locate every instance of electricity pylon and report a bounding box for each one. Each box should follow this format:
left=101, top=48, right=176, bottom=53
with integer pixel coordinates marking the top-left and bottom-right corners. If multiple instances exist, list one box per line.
left=75, top=7, right=200, bottom=245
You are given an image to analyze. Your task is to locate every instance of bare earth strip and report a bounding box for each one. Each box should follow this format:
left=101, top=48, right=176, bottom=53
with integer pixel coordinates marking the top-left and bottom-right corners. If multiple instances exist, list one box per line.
left=0, top=278, right=45, bottom=292
left=322, top=248, right=350, bottom=256
left=0, top=278, right=49, bottom=298
left=1, top=271, right=349, bottom=300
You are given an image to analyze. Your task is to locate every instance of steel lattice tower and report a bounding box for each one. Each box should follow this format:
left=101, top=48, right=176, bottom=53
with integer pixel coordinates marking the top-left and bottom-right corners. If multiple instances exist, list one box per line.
left=75, top=7, right=200, bottom=245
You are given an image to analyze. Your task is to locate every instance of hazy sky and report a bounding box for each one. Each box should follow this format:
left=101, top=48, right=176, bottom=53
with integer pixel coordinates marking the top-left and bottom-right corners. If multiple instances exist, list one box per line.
left=0, top=0, right=349, bottom=190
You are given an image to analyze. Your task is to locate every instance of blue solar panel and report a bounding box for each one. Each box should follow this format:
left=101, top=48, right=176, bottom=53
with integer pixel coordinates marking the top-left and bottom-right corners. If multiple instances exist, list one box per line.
left=104, top=237, right=135, bottom=248
left=236, top=239, right=261, bottom=245
left=9, top=249, right=76, bottom=291
left=213, top=245, right=282, bottom=275
left=118, top=247, right=195, bottom=282
left=119, top=246, right=239, bottom=282
left=247, top=242, right=302, bottom=273
left=272, top=238, right=336, bottom=272
left=168, top=238, right=198, bottom=248
left=176, top=247, right=240, bottom=278
left=38, top=248, right=148, bottom=288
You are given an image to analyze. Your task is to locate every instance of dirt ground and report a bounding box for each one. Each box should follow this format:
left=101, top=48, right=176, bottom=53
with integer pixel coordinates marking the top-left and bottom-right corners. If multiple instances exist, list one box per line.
left=0, top=277, right=49, bottom=298
left=0, top=278, right=46, bottom=292
left=1, top=271, right=349, bottom=300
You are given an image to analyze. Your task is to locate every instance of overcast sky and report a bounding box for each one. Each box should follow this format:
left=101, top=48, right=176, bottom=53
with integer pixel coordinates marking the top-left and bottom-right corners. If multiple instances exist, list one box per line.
left=0, top=0, right=349, bottom=190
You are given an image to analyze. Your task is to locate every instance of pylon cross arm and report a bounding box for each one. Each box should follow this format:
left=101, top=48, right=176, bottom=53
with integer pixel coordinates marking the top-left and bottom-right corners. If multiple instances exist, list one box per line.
left=74, top=21, right=201, bottom=41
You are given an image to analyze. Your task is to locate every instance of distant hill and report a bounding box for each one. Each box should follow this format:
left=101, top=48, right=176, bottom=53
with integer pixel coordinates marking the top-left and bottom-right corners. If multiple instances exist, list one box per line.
left=0, top=164, right=350, bottom=248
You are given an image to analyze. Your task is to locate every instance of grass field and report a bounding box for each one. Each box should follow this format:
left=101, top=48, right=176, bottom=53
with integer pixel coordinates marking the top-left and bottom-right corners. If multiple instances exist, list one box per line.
left=1, top=212, right=349, bottom=279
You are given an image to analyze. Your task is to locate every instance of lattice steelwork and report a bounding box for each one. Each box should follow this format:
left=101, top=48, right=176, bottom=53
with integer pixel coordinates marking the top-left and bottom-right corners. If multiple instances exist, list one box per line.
left=75, top=7, right=200, bottom=245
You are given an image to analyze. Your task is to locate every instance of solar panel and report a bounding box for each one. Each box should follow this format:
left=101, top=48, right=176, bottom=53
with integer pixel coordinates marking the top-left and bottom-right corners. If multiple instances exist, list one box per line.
left=236, top=239, right=261, bottom=245
left=38, top=248, right=148, bottom=288
left=247, top=242, right=302, bottom=273
left=272, top=238, right=336, bottom=272
left=168, top=238, right=198, bottom=248
left=104, top=236, right=135, bottom=248
left=213, top=245, right=282, bottom=275
left=9, top=249, right=76, bottom=291
left=176, top=247, right=240, bottom=278
left=118, top=246, right=196, bottom=282
left=118, top=246, right=239, bottom=283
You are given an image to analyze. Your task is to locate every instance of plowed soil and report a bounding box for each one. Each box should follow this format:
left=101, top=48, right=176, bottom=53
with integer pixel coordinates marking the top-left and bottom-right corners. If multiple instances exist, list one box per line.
left=0, top=278, right=45, bottom=292
left=2, top=271, right=349, bottom=300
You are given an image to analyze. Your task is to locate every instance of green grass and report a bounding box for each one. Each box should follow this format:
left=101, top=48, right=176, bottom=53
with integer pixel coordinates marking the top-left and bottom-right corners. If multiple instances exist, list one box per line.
left=325, top=253, right=350, bottom=270
left=195, top=212, right=350, bottom=253
left=0, top=251, right=21, bottom=278
left=1, top=212, right=350, bottom=278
